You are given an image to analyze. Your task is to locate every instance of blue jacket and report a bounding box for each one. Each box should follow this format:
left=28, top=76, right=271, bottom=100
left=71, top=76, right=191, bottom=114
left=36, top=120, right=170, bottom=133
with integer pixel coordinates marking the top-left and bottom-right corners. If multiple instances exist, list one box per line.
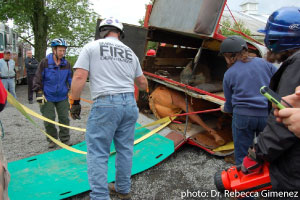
left=223, top=57, right=277, bottom=116
left=33, top=53, right=72, bottom=102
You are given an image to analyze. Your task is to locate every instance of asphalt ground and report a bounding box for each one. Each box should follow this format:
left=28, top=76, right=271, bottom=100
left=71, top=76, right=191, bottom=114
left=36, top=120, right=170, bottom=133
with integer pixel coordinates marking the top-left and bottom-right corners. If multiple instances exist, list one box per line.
left=1, top=84, right=232, bottom=200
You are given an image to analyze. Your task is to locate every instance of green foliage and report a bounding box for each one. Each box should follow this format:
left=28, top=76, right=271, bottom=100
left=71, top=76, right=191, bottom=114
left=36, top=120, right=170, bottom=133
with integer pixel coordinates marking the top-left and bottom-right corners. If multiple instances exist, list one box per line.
left=47, top=0, right=98, bottom=50
left=0, top=0, right=98, bottom=60
left=138, top=18, right=145, bottom=27
left=220, top=18, right=252, bottom=39
left=65, top=55, right=78, bottom=68
left=147, top=41, right=157, bottom=51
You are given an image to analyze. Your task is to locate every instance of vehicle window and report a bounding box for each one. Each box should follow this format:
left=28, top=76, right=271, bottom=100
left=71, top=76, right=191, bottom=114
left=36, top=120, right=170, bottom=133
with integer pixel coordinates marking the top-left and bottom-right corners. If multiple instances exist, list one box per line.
left=0, top=33, right=3, bottom=51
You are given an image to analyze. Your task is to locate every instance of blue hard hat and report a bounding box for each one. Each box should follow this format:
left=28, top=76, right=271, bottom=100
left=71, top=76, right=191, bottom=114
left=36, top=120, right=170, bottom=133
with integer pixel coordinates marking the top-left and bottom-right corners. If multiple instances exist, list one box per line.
left=51, top=38, right=67, bottom=48
left=258, top=7, right=300, bottom=53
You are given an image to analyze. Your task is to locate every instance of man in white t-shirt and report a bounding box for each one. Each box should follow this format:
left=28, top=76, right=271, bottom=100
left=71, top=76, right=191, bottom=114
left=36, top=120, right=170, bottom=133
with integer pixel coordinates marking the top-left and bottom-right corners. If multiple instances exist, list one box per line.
left=69, top=17, right=148, bottom=200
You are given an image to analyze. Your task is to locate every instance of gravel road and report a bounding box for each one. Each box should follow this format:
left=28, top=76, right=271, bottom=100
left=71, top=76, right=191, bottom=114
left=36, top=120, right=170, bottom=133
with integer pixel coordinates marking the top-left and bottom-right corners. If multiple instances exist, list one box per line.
left=1, top=84, right=231, bottom=200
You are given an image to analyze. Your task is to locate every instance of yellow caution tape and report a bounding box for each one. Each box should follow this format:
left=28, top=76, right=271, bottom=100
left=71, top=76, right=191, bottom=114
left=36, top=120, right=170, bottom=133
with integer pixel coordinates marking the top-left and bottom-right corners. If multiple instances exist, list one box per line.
left=20, top=104, right=86, bottom=132
left=7, top=92, right=173, bottom=155
left=7, top=92, right=87, bottom=154
left=213, top=141, right=234, bottom=152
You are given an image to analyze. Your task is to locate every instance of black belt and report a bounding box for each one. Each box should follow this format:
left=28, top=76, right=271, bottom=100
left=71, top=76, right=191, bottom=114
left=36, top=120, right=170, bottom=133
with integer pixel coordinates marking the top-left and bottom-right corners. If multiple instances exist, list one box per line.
left=0, top=77, right=15, bottom=79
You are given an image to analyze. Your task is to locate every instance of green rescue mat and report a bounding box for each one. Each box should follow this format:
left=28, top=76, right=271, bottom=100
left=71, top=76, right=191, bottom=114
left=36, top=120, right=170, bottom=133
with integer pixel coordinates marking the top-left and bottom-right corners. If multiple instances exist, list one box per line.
left=8, top=123, right=174, bottom=200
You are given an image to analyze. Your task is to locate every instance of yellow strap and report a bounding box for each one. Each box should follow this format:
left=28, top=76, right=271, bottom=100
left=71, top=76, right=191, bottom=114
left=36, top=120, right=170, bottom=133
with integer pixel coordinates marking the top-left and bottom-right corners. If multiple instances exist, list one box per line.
left=213, top=141, right=234, bottom=152
left=137, top=116, right=177, bottom=129
left=110, top=119, right=172, bottom=155
left=21, top=104, right=86, bottom=132
left=7, top=92, right=172, bottom=155
left=134, top=119, right=172, bottom=145
left=21, top=98, right=166, bottom=132
left=21, top=101, right=166, bottom=132
left=7, top=92, right=87, bottom=154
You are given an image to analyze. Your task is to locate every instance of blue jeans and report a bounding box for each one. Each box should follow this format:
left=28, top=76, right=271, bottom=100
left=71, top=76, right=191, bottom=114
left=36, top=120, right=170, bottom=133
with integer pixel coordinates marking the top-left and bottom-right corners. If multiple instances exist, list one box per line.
left=86, top=92, right=138, bottom=200
left=2, top=78, right=16, bottom=98
left=232, top=114, right=267, bottom=165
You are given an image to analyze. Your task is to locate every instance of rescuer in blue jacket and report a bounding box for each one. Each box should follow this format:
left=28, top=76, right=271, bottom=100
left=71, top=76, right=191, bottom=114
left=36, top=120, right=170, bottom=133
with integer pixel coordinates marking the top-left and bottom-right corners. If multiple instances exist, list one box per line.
left=33, top=38, right=72, bottom=148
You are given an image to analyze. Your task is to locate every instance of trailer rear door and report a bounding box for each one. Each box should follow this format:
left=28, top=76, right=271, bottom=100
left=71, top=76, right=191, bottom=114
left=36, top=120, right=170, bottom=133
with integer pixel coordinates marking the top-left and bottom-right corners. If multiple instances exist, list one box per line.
left=149, top=0, right=226, bottom=38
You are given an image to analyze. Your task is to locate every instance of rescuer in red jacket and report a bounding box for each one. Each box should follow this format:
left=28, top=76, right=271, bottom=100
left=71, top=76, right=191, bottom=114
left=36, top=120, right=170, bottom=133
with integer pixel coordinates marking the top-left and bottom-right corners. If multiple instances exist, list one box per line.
left=0, top=79, right=10, bottom=200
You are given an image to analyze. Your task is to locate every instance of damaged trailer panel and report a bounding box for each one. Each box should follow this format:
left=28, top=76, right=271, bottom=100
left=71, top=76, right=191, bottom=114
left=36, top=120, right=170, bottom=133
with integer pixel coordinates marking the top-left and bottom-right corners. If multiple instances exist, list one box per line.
left=149, top=0, right=226, bottom=38
left=94, top=0, right=266, bottom=157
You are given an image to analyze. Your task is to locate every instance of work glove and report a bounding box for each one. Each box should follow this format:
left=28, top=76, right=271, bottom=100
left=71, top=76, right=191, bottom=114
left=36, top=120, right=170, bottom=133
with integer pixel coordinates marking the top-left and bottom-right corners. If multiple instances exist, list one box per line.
left=69, top=97, right=81, bottom=120
left=241, top=148, right=262, bottom=174
left=36, top=91, right=47, bottom=105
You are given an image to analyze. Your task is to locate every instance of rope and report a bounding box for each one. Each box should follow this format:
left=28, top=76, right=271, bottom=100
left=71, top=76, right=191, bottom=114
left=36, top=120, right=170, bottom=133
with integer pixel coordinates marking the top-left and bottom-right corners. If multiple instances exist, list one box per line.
left=226, top=4, right=243, bottom=33
left=223, top=4, right=264, bottom=46
left=219, top=24, right=264, bottom=46
left=80, top=97, right=93, bottom=104
left=183, top=88, right=189, bottom=137
left=171, top=108, right=221, bottom=118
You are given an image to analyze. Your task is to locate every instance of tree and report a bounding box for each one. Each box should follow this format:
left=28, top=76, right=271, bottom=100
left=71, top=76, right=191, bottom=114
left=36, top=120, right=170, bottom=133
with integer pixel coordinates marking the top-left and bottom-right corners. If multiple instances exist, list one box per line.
left=0, top=0, right=98, bottom=61
left=220, top=18, right=252, bottom=39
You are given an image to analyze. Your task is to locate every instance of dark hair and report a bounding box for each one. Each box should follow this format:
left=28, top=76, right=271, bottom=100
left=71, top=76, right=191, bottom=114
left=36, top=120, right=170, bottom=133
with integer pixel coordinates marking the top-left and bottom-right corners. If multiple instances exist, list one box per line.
left=266, top=48, right=300, bottom=63
left=223, top=49, right=250, bottom=63
left=100, top=26, right=121, bottom=34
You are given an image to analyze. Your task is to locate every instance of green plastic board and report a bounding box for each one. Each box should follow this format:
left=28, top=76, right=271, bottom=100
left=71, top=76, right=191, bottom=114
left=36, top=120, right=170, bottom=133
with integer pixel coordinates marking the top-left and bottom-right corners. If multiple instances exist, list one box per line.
left=8, top=123, right=174, bottom=200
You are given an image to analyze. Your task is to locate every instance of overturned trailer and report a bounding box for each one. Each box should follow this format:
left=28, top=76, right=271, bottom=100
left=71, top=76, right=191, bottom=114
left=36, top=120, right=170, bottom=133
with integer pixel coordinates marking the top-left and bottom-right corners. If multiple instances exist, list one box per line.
left=95, top=0, right=266, bottom=157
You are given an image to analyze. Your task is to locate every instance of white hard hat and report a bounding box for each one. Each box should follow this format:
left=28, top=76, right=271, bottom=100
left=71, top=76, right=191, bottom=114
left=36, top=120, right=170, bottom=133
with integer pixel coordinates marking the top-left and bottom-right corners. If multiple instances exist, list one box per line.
left=99, top=17, right=124, bottom=33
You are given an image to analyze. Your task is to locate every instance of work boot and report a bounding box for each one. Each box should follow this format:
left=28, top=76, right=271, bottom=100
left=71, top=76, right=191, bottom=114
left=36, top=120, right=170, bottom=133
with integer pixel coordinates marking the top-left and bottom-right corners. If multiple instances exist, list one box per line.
left=48, top=141, right=56, bottom=148
left=108, top=183, right=131, bottom=200
left=62, top=140, right=72, bottom=146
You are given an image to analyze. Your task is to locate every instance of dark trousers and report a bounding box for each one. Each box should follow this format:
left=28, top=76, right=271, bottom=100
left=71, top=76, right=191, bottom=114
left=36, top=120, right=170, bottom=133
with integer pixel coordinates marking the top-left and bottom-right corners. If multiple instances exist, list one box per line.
left=232, top=113, right=267, bottom=165
left=40, top=99, right=70, bottom=142
left=27, top=74, right=35, bottom=101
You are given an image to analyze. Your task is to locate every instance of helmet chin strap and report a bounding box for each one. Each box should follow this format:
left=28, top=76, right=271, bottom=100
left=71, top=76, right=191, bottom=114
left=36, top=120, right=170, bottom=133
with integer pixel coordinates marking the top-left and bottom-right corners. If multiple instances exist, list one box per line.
left=53, top=48, right=62, bottom=65
left=55, top=49, right=59, bottom=61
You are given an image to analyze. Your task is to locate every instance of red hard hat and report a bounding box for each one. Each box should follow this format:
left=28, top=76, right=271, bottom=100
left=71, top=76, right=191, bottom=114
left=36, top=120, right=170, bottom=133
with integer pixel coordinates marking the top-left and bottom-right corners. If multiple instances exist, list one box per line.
left=146, top=49, right=156, bottom=56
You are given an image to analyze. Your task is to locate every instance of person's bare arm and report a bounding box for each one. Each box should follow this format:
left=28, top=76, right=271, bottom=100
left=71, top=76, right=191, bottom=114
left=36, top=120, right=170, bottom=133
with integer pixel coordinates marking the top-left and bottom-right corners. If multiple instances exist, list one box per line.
left=70, top=68, right=89, bottom=100
left=134, top=75, right=148, bottom=91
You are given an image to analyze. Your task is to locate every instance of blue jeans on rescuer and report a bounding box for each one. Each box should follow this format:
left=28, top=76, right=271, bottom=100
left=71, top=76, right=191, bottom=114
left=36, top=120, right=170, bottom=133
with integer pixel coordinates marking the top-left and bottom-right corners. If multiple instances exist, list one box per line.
left=232, top=113, right=267, bottom=165
left=86, top=92, right=138, bottom=200
left=2, top=78, right=16, bottom=98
